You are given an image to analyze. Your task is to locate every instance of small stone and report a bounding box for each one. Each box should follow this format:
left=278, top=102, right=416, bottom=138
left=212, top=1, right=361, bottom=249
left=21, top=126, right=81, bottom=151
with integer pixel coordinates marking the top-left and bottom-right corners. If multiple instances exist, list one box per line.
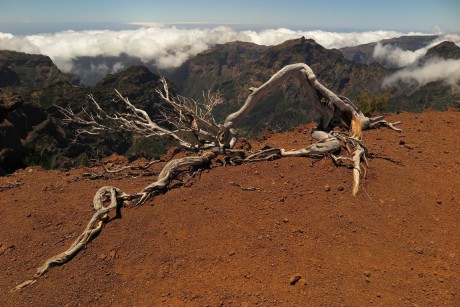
left=414, top=247, right=424, bottom=254
left=229, top=250, right=236, bottom=256
left=283, top=218, right=289, bottom=223
left=98, top=253, right=107, bottom=260
left=289, top=273, right=302, bottom=285
left=298, top=278, right=307, bottom=286
left=436, top=200, right=442, bottom=204
left=109, top=250, right=117, bottom=259
left=363, top=271, right=371, bottom=277
left=338, top=186, right=344, bottom=192
left=324, top=184, right=331, bottom=192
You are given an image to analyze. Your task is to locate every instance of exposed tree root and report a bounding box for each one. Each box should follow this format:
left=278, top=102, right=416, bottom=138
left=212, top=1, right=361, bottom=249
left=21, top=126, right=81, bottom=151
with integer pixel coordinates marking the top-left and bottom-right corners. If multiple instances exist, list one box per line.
left=0, top=181, right=22, bottom=192
left=103, top=159, right=159, bottom=173
left=12, top=153, right=215, bottom=291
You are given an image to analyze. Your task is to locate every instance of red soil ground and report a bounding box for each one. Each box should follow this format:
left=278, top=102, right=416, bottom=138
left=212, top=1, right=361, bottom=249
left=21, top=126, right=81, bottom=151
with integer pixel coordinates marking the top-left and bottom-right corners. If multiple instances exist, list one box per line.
left=1, top=110, right=459, bottom=306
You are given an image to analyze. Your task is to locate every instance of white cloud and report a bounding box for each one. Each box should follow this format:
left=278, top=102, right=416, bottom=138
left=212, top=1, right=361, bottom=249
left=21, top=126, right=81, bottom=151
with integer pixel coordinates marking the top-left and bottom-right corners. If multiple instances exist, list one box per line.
left=0, top=25, right=427, bottom=75
left=374, top=34, right=460, bottom=89
left=373, top=43, right=427, bottom=68
left=382, top=57, right=460, bottom=89
left=241, top=28, right=425, bottom=49
left=112, top=62, right=125, bottom=73
left=373, top=34, right=460, bottom=68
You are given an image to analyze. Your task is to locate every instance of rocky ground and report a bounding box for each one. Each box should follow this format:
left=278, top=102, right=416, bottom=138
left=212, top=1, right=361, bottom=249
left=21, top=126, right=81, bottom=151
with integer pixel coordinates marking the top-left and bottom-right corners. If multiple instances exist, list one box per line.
left=0, top=109, right=459, bottom=306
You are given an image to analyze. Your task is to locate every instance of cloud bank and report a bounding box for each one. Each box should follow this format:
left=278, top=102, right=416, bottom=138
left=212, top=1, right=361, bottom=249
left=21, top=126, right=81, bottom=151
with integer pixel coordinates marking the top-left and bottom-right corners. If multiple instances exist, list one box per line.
left=383, top=57, right=460, bottom=89
left=373, top=43, right=428, bottom=68
left=0, top=25, right=426, bottom=75
left=375, top=34, right=460, bottom=89
left=373, top=34, right=460, bottom=68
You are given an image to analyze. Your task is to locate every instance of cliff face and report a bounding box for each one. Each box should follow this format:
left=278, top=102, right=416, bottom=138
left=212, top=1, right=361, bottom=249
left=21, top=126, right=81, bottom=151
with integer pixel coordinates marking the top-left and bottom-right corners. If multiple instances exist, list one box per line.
left=0, top=50, right=79, bottom=89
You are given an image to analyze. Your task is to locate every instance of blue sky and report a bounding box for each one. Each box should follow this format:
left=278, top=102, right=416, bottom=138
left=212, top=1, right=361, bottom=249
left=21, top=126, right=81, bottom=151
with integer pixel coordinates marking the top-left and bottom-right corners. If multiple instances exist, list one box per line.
left=1, top=0, right=459, bottom=33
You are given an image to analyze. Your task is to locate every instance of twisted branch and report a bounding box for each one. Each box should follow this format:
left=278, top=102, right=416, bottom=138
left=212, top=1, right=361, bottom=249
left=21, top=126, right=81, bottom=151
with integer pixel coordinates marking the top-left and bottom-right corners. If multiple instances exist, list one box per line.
left=12, top=152, right=216, bottom=291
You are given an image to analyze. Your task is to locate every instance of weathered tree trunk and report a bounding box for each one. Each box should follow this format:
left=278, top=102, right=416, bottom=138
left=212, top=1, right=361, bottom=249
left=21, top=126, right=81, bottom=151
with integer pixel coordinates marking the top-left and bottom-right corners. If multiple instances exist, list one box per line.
left=221, top=63, right=364, bottom=144
left=13, top=62, right=402, bottom=291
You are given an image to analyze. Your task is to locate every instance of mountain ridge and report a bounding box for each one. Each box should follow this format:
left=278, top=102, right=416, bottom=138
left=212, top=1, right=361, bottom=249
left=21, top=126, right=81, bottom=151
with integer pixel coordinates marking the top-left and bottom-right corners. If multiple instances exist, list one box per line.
left=1, top=36, right=459, bottom=172
left=340, top=35, right=440, bottom=65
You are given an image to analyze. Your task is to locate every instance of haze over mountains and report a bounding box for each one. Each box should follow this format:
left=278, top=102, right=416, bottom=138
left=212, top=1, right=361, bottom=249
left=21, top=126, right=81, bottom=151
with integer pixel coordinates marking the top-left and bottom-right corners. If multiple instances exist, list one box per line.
left=1, top=29, right=460, bottom=173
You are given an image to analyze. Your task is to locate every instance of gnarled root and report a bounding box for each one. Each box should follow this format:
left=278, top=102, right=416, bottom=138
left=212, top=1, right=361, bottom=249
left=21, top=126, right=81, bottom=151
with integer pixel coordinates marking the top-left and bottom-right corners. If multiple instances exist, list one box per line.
left=12, top=152, right=216, bottom=292
left=332, top=144, right=366, bottom=196
left=11, top=187, right=126, bottom=292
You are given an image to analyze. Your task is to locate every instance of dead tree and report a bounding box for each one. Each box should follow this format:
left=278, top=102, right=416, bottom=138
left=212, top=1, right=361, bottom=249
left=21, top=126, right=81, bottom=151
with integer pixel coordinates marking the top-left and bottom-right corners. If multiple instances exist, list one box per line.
left=13, top=63, right=400, bottom=291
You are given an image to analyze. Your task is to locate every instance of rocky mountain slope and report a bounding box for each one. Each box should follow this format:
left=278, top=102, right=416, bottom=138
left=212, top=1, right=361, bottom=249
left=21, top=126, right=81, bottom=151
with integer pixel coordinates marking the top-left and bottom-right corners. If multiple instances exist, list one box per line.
left=1, top=109, right=459, bottom=306
left=423, top=40, right=460, bottom=60
left=169, top=36, right=459, bottom=133
left=0, top=51, right=80, bottom=173
left=0, top=51, right=171, bottom=173
left=340, top=35, right=439, bottom=65
left=168, top=37, right=389, bottom=133
left=383, top=41, right=460, bottom=112
left=1, top=36, right=459, bottom=173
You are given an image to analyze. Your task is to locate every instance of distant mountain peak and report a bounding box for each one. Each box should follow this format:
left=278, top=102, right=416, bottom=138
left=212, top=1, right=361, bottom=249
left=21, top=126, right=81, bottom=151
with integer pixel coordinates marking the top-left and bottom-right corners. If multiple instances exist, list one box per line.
left=425, top=41, right=460, bottom=60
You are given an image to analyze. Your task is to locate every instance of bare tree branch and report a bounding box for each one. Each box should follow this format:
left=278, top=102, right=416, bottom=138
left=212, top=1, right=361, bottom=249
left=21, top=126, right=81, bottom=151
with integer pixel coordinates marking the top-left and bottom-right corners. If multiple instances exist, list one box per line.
left=14, top=62, right=405, bottom=291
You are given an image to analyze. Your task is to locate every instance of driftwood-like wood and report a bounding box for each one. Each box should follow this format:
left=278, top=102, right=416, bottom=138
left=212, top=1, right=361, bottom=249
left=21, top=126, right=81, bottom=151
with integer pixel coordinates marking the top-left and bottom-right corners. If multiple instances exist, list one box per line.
left=221, top=63, right=364, bottom=142
left=12, top=153, right=215, bottom=292
left=14, top=62, right=402, bottom=291
left=11, top=187, right=125, bottom=292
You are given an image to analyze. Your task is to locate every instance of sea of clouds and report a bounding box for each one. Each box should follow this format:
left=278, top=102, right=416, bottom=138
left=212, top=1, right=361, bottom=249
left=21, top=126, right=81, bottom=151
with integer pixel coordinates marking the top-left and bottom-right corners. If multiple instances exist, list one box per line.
left=0, top=24, right=459, bottom=89
left=0, top=25, right=423, bottom=72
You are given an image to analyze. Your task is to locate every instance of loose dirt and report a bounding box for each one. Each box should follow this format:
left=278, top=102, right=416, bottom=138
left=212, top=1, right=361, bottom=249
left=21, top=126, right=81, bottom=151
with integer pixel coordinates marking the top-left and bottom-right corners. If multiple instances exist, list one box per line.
left=1, top=110, right=459, bottom=306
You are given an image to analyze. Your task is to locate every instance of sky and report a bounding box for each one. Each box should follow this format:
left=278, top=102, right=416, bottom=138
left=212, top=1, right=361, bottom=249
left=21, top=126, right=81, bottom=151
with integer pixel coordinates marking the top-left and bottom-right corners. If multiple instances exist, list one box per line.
left=1, top=0, right=460, bottom=33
